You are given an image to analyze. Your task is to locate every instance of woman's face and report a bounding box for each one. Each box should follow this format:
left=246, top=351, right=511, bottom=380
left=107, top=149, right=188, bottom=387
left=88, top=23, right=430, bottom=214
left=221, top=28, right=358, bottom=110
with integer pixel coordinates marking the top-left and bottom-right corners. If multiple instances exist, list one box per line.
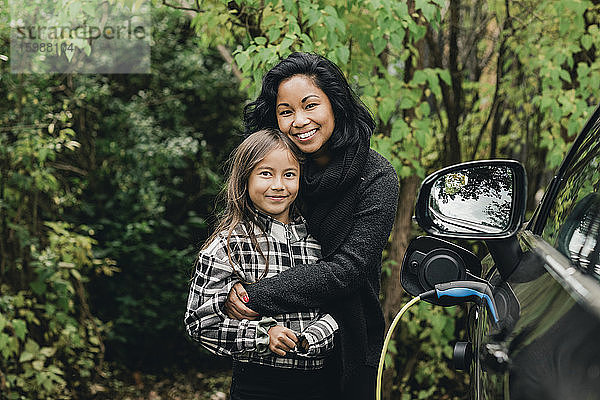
left=276, top=75, right=335, bottom=156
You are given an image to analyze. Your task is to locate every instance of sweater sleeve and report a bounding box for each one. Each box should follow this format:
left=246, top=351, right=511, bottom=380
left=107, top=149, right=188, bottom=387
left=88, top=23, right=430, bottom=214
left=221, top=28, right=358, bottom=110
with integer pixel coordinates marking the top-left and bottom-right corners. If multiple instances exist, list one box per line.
left=184, top=249, right=277, bottom=356
left=244, top=160, right=399, bottom=315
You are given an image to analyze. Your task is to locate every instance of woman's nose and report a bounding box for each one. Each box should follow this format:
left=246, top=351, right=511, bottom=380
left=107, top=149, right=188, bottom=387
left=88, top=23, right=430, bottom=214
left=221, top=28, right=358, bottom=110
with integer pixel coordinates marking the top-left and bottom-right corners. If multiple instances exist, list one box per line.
left=293, top=111, right=310, bottom=127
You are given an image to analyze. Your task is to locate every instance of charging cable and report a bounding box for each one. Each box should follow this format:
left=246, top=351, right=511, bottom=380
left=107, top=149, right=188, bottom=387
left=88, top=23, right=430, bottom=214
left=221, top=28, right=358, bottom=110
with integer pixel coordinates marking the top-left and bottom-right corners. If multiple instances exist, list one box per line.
left=376, top=295, right=421, bottom=400
left=376, top=281, right=499, bottom=400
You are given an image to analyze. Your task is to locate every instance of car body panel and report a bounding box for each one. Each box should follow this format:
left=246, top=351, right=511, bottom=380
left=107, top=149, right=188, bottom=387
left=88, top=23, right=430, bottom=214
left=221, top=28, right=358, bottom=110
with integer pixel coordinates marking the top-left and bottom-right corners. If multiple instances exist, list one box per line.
left=467, top=106, right=600, bottom=399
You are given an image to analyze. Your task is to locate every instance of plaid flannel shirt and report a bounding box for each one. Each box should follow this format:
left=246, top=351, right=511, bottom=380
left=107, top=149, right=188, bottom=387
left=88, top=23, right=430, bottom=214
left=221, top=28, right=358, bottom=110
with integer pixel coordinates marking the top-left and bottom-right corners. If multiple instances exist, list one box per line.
left=185, top=211, right=338, bottom=370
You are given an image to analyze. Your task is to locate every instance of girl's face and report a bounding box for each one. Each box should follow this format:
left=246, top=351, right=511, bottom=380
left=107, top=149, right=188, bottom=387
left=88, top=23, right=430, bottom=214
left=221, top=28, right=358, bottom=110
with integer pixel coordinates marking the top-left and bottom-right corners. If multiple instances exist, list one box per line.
left=248, top=147, right=300, bottom=224
left=276, top=75, right=335, bottom=158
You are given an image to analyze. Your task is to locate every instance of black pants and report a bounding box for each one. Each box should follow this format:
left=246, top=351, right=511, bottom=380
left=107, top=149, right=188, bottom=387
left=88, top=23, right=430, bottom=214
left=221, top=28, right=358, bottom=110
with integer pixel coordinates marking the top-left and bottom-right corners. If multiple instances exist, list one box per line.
left=230, top=361, right=337, bottom=400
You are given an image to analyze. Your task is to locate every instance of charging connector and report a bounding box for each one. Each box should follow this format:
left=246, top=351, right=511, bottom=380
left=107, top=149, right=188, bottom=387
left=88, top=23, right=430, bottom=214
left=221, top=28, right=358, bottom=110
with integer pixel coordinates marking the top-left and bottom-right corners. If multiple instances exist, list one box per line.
left=376, top=281, right=500, bottom=399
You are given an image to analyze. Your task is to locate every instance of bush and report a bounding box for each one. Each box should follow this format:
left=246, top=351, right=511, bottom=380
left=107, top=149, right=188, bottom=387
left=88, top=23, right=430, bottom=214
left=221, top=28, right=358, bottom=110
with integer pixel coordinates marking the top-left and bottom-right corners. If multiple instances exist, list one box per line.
left=0, top=223, right=114, bottom=399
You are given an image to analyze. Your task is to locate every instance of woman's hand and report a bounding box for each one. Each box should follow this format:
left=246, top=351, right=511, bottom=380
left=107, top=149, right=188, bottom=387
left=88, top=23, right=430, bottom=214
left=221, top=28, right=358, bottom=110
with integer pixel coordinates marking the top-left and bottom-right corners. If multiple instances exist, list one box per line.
left=224, top=283, right=260, bottom=320
left=267, top=325, right=298, bottom=356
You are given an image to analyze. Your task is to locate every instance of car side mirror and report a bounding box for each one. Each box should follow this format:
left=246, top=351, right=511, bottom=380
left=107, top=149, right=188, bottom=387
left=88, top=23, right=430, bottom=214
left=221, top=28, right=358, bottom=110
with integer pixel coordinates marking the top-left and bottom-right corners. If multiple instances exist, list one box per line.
left=415, top=160, right=527, bottom=240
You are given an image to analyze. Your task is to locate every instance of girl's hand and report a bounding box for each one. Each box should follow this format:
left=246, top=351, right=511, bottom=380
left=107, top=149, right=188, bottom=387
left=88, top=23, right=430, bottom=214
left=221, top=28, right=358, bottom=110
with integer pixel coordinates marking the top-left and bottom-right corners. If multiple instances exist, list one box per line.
left=268, top=325, right=298, bottom=356
left=224, top=283, right=260, bottom=321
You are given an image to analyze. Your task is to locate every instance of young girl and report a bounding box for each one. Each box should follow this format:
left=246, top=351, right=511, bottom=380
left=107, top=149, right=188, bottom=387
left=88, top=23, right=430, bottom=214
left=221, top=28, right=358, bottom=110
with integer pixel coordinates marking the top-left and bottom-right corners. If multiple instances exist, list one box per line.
left=184, top=129, right=338, bottom=400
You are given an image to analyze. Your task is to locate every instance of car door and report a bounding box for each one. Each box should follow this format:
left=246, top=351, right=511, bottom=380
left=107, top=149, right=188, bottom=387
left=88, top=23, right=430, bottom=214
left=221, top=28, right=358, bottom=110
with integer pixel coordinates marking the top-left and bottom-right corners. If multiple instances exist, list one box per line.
left=471, top=106, right=600, bottom=399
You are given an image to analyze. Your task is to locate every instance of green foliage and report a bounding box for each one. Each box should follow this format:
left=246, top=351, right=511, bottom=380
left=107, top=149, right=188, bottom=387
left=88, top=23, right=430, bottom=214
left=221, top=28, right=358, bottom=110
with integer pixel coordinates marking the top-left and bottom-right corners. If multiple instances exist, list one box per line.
left=73, top=8, right=245, bottom=368
left=0, top=224, right=110, bottom=399
left=0, top=20, right=110, bottom=395
left=391, top=303, right=467, bottom=399
left=496, top=0, right=599, bottom=171
left=1, top=5, right=245, bottom=397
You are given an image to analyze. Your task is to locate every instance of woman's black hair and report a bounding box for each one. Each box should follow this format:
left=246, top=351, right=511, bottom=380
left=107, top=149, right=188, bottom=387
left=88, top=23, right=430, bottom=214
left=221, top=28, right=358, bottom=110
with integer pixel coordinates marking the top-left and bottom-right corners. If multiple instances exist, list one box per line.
left=243, top=52, right=375, bottom=151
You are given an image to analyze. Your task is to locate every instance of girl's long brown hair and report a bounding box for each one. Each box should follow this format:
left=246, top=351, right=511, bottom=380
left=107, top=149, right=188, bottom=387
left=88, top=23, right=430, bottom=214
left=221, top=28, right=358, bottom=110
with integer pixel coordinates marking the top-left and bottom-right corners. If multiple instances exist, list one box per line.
left=199, top=129, right=304, bottom=282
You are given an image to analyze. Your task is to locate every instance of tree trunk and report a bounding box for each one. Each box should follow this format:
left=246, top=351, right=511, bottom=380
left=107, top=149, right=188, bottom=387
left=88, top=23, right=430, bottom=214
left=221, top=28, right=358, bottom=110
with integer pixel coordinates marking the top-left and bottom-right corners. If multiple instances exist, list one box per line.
left=381, top=174, right=420, bottom=400
left=446, top=0, right=463, bottom=166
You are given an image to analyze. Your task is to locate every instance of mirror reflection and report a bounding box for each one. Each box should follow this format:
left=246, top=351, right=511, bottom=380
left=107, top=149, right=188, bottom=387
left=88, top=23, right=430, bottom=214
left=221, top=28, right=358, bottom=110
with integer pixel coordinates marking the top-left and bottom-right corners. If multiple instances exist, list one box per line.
left=429, top=165, right=514, bottom=234
left=557, top=193, right=600, bottom=280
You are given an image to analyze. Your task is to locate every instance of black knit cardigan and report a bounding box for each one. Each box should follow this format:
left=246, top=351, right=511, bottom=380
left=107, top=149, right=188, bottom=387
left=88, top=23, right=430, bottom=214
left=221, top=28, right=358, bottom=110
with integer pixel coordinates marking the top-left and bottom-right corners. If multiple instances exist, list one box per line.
left=243, top=148, right=399, bottom=398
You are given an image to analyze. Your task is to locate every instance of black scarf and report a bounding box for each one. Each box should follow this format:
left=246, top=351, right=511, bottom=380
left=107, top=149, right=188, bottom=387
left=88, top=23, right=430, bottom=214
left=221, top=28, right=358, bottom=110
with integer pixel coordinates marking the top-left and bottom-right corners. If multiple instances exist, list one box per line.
left=300, top=139, right=369, bottom=257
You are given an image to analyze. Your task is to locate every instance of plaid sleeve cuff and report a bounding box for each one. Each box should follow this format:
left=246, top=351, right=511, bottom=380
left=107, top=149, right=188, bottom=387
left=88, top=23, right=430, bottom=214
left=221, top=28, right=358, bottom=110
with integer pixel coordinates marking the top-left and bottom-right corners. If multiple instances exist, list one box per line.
left=215, top=279, right=240, bottom=320
left=298, top=313, right=338, bottom=357
left=255, top=317, right=277, bottom=355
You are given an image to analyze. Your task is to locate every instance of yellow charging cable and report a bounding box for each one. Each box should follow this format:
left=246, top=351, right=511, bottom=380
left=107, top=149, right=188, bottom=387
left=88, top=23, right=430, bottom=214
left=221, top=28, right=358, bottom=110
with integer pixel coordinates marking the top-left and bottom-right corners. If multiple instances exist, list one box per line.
left=376, top=296, right=422, bottom=400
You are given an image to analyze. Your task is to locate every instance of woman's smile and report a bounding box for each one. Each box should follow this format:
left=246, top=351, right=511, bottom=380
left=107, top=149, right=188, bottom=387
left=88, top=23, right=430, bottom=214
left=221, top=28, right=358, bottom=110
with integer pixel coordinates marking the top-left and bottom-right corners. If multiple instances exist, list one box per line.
left=294, top=128, right=318, bottom=141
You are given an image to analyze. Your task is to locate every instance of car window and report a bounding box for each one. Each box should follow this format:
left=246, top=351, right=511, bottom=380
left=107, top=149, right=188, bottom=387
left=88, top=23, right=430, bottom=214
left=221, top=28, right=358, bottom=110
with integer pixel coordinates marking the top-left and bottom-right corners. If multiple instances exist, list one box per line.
left=541, top=116, right=600, bottom=279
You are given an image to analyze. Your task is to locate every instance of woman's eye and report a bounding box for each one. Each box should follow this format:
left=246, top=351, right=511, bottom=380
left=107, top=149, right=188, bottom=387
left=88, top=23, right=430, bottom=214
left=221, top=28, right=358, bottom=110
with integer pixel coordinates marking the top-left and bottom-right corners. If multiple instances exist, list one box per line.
left=279, top=110, right=292, bottom=116
left=306, top=103, right=318, bottom=109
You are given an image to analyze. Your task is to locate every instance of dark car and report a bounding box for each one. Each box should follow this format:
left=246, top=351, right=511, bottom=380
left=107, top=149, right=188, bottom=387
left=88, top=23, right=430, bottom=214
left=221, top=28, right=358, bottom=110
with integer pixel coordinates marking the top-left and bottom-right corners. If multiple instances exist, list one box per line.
left=401, top=104, right=600, bottom=399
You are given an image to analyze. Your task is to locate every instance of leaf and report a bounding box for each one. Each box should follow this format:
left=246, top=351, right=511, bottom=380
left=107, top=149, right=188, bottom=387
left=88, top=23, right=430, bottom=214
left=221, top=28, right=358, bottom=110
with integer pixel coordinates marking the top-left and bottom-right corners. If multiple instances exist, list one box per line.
left=391, top=120, right=409, bottom=142
left=60, top=128, right=76, bottom=137
left=336, top=46, right=349, bottom=65
left=414, top=0, right=427, bottom=11
left=32, top=360, right=44, bottom=371
left=559, top=69, right=571, bottom=83
left=306, top=8, right=321, bottom=27
left=581, top=34, right=592, bottom=50
left=438, top=70, right=451, bottom=86
left=48, top=365, right=64, bottom=375
left=234, top=51, right=250, bottom=70
left=40, top=347, right=57, bottom=357
left=415, top=128, right=429, bottom=148
left=411, top=70, right=428, bottom=86
left=373, top=36, right=387, bottom=56
left=12, top=319, right=27, bottom=341
left=379, top=97, right=396, bottom=124
left=24, top=339, right=39, bottom=354
left=420, top=2, right=437, bottom=21
left=64, top=43, right=75, bottom=62
left=280, top=37, right=294, bottom=52
left=399, top=95, right=415, bottom=110
left=389, top=30, right=405, bottom=49
left=268, top=28, right=280, bottom=43
left=282, top=0, right=298, bottom=14
left=19, top=351, right=34, bottom=363
left=70, top=269, right=82, bottom=281
left=30, top=280, right=46, bottom=296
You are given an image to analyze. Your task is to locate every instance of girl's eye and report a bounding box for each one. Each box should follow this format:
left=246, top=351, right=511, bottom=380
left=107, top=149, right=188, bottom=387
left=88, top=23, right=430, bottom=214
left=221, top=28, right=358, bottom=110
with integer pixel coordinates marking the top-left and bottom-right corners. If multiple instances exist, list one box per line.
left=284, top=172, right=297, bottom=178
left=306, top=103, right=318, bottom=110
left=279, top=110, right=292, bottom=116
left=259, top=171, right=272, bottom=176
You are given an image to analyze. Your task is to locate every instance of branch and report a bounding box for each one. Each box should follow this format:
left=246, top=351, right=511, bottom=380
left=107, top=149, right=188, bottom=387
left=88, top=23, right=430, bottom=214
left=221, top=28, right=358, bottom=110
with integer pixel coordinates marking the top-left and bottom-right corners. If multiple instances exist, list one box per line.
left=48, top=162, right=88, bottom=176
left=161, top=0, right=203, bottom=13
left=217, top=44, right=244, bottom=84
left=471, top=40, right=508, bottom=159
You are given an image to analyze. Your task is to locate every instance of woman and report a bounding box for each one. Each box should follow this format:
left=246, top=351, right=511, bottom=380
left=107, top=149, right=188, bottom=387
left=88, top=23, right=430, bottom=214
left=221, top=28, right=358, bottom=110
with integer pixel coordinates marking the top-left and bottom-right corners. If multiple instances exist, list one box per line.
left=224, top=52, right=399, bottom=399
